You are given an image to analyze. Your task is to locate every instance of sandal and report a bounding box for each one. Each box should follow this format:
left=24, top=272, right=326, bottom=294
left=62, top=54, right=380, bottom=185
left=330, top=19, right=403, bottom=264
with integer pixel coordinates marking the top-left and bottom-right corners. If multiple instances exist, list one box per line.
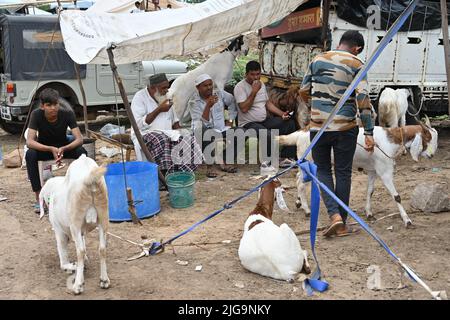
left=322, top=215, right=344, bottom=237
left=33, top=203, right=40, bottom=214
left=206, top=170, right=218, bottom=178
left=335, top=225, right=361, bottom=238
left=220, top=165, right=238, bottom=174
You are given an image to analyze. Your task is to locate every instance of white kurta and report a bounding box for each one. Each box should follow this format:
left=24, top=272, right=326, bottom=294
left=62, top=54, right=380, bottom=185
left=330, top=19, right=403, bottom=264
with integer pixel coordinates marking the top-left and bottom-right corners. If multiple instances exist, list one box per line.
left=130, top=87, right=179, bottom=143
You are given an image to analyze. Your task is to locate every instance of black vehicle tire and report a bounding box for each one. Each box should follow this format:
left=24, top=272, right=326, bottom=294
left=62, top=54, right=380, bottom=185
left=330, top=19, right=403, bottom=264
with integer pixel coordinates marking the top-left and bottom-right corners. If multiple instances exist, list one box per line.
left=0, top=119, right=24, bottom=135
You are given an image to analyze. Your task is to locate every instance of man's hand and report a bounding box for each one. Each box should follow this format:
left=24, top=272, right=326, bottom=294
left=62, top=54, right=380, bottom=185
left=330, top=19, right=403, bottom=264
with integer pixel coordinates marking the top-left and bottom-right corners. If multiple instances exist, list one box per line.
left=281, top=111, right=291, bottom=121
left=206, top=95, right=219, bottom=109
left=51, top=147, right=63, bottom=164
left=251, top=80, right=262, bottom=94
left=225, top=120, right=234, bottom=127
left=158, top=99, right=173, bottom=112
left=364, top=135, right=375, bottom=153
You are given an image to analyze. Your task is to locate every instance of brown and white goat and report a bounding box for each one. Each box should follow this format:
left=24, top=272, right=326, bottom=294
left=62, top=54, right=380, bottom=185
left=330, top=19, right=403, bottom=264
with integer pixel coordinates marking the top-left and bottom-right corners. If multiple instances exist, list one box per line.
left=238, top=179, right=310, bottom=282
left=267, top=85, right=310, bottom=129
left=278, top=119, right=438, bottom=227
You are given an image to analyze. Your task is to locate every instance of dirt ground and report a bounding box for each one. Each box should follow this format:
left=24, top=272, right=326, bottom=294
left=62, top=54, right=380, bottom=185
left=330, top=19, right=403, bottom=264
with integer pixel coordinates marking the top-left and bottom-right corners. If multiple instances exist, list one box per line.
left=0, top=126, right=449, bottom=300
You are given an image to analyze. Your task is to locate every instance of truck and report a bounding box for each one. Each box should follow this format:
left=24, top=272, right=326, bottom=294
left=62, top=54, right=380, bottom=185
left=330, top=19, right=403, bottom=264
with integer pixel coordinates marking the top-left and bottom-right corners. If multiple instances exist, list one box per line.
left=259, top=0, right=450, bottom=118
left=0, top=14, right=188, bottom=134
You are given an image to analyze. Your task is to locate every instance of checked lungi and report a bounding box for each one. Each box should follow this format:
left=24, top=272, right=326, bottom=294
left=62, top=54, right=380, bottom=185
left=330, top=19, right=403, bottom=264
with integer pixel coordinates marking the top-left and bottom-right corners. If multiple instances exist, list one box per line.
left=143, top=131, right=202, bottom=173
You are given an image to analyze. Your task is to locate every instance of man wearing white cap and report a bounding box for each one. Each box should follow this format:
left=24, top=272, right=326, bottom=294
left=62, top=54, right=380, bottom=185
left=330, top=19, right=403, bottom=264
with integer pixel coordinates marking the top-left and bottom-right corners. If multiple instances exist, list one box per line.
left=189, top=74, right=238, bottom=178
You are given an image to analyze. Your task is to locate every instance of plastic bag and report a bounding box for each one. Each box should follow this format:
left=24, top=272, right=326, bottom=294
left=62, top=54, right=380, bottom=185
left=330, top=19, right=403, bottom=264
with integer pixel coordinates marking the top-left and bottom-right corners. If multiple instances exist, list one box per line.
left=99, top=123, right=125, bottom=138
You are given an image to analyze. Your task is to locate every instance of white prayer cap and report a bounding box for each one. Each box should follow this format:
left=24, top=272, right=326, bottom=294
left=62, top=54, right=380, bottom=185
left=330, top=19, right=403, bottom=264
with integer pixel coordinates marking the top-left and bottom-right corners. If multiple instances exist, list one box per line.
left=195, top=74, right=212, bottom=86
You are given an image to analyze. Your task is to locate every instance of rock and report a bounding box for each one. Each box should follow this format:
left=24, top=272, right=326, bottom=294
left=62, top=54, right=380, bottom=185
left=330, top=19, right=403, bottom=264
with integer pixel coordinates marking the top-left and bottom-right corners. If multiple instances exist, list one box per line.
left=195, top=265, right=203, bottom=272
left=2, top=149, right=23, bottom=168
left=410, top=182, right=450, bottom=213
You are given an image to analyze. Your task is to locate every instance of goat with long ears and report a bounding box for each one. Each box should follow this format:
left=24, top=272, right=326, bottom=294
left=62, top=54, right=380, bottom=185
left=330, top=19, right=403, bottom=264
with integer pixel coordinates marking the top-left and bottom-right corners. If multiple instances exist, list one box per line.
left=278, top=116, right=438, bottom=227
left=238, top=178, right=310, bottom=282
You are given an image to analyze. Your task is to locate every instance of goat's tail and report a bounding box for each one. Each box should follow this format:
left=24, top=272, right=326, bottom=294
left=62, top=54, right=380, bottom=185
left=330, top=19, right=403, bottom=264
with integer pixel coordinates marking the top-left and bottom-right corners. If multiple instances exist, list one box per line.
left=84, top=166, right=107, bottom=187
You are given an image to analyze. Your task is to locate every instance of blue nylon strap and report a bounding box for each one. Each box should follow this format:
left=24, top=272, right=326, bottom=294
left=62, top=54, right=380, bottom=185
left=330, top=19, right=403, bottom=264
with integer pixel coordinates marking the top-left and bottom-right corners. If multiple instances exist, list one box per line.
left=299, top=161, right=329, bottom=295
left=301, top=161, right=417, bottom=282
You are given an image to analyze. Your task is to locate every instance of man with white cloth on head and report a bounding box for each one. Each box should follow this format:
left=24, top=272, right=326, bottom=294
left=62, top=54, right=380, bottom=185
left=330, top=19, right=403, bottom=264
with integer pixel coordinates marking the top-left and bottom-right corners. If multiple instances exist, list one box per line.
left=189, top=73, right=239, bottom=178
left=131, top=73, right=202, bottom=177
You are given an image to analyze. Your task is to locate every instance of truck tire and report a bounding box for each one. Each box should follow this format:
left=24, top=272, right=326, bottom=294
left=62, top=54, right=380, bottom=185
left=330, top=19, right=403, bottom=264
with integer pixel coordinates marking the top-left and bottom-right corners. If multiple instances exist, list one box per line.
left=0, top=119, right=24, bottom=135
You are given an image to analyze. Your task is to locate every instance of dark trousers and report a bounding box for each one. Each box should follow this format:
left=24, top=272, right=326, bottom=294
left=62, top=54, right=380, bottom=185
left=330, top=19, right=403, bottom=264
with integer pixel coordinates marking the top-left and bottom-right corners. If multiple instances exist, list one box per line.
left=310, top=127, right=358, bottom=223
left=26, top=146, right=87, bottom=192
left=243, top=117, right=297, bottom=160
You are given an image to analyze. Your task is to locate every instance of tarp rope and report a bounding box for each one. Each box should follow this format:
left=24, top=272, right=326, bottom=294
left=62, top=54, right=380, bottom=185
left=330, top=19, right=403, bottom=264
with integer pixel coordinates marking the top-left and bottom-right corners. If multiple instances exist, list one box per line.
left=145, top=0, right=443, bottom=299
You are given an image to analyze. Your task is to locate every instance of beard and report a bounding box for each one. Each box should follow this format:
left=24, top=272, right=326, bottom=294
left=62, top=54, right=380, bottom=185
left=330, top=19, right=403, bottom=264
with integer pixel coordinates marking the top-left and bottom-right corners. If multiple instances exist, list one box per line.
left=154, top=90, right=167, bottom=104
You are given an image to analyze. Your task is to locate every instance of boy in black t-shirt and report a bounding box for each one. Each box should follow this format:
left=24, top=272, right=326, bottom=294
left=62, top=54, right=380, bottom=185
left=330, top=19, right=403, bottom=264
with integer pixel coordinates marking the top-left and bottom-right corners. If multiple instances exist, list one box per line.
left=26, top=88, right=87, bottom=212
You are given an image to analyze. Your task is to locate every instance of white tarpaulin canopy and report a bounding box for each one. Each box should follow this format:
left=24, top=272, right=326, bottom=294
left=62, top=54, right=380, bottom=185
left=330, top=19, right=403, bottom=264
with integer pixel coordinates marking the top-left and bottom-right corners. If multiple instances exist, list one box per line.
left=59, top=0, right=307, bottom=65
left=88, top=0, right=188, bottom=13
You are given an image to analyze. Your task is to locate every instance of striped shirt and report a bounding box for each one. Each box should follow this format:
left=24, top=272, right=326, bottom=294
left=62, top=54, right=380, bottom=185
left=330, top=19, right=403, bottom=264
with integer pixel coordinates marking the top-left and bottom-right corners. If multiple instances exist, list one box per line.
left=300, top=50, right=374, bottom=135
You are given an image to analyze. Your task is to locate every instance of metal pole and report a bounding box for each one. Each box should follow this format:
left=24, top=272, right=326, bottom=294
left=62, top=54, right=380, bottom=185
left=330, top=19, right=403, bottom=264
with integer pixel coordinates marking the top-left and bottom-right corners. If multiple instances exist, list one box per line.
left=440, top=0, right=450, bottom=116
left=106, top=47, right=167, bottom=188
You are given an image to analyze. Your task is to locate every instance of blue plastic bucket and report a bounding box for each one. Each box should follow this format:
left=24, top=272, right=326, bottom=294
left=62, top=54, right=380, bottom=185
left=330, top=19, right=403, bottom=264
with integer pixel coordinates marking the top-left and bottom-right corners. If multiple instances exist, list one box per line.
left=166, top=171, right=196, bottom=209
left=105, top=161, right=160, bottom=222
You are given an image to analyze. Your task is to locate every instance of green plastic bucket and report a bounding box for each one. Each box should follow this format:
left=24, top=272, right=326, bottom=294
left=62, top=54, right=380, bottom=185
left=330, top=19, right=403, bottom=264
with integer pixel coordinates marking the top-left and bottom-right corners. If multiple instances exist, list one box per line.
left=166, top=171, right=196, bottom=209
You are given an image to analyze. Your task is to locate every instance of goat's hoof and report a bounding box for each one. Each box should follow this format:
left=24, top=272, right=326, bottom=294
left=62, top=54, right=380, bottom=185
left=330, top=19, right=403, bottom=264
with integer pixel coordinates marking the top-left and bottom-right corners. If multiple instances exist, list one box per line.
left=100, top=278, right=110, bottom=289
left=405, top=220, right=413, bottom=228
left=295, top=201, right=302, bottom=209
left=304, top=211, right=311, bottom=218
left=62, top=263, right=76, bottom=273
left=71, top=284, right=84, bottom=295
left=366, top=215, right=376, bottom=222
left=286, top=278, right=295, bottom=284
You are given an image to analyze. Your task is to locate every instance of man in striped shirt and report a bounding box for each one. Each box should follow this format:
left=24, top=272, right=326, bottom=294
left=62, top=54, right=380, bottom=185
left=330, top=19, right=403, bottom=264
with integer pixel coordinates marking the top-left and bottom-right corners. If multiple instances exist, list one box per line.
left=300, top=30, right=375, bottom=238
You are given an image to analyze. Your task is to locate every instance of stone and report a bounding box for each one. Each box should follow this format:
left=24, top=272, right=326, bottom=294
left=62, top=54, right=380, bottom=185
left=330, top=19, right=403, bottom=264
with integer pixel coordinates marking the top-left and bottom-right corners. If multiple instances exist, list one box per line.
left=3, top=149, right=23, bottom=168
left=410, top=182, right=450, bottom=213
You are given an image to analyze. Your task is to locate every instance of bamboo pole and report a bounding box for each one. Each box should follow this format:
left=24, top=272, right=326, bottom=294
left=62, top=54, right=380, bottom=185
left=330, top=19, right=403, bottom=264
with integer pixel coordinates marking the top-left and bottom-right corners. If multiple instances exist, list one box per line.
left=440, top=0, right=450, bottom=116
left=74, top=63, right=89, bottom=137
left=106, top=46, right=167, bottom=188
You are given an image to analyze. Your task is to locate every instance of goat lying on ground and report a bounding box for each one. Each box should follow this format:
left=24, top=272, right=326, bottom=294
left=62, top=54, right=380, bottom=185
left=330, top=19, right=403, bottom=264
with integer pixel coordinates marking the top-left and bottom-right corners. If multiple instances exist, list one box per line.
left=167, top=35, right=248, bottom=124
left=267, top=85, right=310, bottom=129
left=238, top=179, right=310, bottom=282
left=378, top=88, right=411, bottom=128
left=48, top=154, right=109, bottom=294
left=278, top=119, right=438, bottom=227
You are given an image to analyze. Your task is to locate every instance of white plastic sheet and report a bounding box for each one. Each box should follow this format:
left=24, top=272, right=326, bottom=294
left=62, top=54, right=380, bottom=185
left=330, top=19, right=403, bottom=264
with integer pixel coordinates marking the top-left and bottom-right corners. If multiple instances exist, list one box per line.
left=59, top=0, right=307, bottom=65
left=88, top=0, right=187, bottom=13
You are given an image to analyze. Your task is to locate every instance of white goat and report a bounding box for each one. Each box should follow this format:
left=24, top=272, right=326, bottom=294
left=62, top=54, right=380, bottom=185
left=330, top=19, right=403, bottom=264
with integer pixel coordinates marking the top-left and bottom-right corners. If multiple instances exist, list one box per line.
left=278, top=119, right=438, bottom=227
left=238, top=179, right=310, bottom=282
left=378, top=88, right=411, bottom=128
left=167, top=36, right=248, bottom=124
left=49, top=154, right=109, bottom=294
left=39, top=176, right=65, bottom=219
